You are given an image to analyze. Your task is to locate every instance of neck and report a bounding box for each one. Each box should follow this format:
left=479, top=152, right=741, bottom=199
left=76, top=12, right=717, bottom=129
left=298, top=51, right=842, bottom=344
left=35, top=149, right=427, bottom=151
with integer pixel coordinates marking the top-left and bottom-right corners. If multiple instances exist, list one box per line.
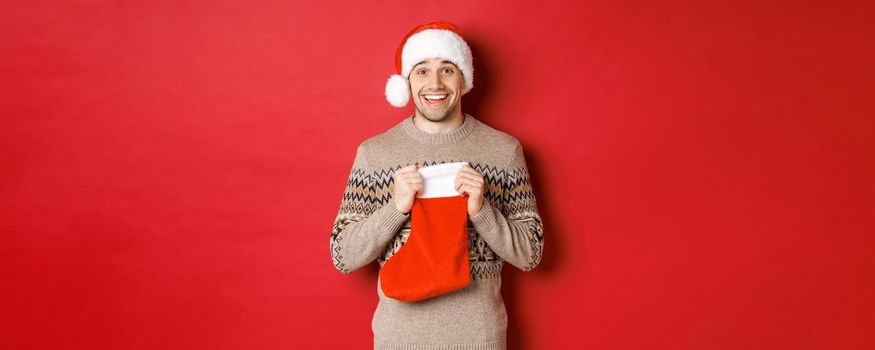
left=412, top=109, right=465, bottom=134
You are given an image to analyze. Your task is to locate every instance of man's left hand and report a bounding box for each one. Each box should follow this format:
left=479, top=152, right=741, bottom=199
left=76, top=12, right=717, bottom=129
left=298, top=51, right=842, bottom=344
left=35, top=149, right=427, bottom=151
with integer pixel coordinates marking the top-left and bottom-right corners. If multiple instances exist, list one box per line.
left=454, top=163, right=486, bottom=216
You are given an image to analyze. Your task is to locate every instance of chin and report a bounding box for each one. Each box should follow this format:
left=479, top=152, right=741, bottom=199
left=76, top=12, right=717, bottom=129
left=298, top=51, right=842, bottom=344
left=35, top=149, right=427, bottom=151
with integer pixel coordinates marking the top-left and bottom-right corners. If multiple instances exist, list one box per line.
left=424, top=114, right=449, bottom=122
left=418, top=107, right=453, bottom=122
left=417, top=103, right=458, bottom=123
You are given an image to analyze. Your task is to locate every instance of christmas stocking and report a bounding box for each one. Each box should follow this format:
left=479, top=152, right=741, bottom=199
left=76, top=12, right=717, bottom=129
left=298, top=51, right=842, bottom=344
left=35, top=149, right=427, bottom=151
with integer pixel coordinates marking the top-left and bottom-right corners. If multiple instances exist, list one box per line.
left=380, top=162, right=471, bottom=302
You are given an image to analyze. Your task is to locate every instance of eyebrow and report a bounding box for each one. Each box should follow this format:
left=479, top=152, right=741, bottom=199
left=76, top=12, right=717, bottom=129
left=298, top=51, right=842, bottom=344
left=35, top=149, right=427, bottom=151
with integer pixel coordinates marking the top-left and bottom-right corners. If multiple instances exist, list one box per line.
left=413, top=60, right=456, bottom=69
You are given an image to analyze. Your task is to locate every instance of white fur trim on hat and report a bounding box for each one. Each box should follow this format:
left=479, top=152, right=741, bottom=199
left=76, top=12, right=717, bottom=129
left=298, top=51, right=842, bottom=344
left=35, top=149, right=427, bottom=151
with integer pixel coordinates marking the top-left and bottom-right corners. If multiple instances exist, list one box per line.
left=385, top=74, right=410, bottom=107
left=402, top=29, right=473, bottom=92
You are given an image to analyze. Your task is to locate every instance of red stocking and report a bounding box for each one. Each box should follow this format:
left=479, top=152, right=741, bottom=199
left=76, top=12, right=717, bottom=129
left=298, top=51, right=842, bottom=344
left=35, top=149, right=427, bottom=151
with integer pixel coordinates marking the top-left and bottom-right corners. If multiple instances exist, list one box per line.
left=380, top=194, right=470, bottom=302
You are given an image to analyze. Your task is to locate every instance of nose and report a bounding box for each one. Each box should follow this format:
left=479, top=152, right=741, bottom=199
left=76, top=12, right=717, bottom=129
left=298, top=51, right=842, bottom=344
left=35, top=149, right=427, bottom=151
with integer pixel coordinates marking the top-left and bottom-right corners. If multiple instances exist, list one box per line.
left=427, top=71, right=445, bottom=89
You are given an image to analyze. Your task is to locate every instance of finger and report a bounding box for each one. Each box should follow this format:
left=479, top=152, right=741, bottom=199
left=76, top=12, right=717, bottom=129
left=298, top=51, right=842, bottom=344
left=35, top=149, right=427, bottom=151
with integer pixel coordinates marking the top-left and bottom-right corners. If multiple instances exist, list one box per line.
left=456, top=173, right=485, bottom=185
left=396, top=165, right=417, bottom=175
left=458, top=181, right=484, bottom=196
left=405, top=178, right=423, bottom=185
left=457, top=178, right=481, bottom=189
left=457, top=172, right=483, bottom=182
left=456, top=179, right=478, bottom=192
left=457, top=187, right=471, bottom=197
left=404, top=165, right=426, bottom=176
left=457, top=169, right=481, bottom=179
left=397, top=169, right=422, bottom=180
left=458, top=181, right=482, bottom=193
left=399, top=172, right=424, bottom=182
left=458, top=166, right=482, bottom=176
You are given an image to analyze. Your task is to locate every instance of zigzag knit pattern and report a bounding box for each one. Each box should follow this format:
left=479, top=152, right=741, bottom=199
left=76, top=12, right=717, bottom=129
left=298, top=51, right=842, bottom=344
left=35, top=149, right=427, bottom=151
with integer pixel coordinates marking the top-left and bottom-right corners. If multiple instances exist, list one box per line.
left=330, top=159, right=543, bottom=279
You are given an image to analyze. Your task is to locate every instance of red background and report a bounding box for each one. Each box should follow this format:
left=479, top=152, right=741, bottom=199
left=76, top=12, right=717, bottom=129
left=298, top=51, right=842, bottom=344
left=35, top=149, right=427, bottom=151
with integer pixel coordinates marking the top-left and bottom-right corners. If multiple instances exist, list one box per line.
left=2, top=1, right=873, bottom=349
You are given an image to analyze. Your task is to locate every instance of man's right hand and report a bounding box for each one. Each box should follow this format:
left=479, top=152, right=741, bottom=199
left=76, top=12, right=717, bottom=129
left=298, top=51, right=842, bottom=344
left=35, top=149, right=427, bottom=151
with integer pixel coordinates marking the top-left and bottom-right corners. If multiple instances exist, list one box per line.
left=392, top=163, right=424, bottom=214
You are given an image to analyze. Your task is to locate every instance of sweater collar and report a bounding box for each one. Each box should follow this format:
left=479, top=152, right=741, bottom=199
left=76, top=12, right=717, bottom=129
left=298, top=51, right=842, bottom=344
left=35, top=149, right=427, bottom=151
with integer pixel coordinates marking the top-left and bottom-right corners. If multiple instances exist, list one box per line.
left=401, top=113, right=478, bottom=145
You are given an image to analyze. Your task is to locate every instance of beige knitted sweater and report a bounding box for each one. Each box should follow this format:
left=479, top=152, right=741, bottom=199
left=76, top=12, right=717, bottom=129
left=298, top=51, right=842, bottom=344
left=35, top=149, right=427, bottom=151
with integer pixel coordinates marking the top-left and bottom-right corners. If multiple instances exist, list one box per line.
left=330, top=113, right=544, bottom=350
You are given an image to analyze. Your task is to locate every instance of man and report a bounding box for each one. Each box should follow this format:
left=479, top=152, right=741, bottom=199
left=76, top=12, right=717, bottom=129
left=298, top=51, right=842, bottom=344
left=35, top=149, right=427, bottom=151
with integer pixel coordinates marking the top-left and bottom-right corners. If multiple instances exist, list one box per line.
left=329, top=20, right=544, bottom=350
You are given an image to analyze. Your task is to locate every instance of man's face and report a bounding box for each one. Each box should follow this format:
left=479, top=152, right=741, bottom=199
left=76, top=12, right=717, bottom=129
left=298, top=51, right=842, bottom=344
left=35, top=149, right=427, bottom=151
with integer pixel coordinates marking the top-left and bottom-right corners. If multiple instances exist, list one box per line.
left=408, top=58, right=464, bottom=122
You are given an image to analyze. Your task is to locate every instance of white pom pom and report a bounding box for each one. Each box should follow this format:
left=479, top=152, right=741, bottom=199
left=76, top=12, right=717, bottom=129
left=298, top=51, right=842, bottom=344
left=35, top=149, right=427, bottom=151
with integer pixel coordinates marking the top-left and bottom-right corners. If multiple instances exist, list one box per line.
left=385, top=74, right=410, bottom=107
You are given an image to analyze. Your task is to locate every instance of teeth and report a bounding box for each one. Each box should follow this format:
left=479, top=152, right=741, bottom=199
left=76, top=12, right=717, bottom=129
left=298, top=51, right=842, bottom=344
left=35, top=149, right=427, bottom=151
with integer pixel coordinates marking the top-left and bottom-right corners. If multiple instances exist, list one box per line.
left=424, top=94, right=448, bottom=100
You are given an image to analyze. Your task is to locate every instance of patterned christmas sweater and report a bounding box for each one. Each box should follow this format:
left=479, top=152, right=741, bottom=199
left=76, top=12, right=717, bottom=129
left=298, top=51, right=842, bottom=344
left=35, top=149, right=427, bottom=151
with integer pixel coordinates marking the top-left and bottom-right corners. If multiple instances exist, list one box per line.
left=330, top=113, right=544, bottom=350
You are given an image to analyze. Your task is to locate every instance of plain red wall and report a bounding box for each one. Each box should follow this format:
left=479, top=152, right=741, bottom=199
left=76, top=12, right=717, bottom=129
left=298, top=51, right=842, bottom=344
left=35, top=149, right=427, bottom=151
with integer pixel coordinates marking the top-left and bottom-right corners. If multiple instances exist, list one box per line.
left=2, top=1, right=873, bottom=349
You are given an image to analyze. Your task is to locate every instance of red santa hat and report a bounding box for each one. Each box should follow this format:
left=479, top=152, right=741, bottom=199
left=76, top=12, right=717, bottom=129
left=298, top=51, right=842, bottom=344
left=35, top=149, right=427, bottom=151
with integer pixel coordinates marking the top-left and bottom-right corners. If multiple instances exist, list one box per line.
left=385, top=20, right=474, bottom=107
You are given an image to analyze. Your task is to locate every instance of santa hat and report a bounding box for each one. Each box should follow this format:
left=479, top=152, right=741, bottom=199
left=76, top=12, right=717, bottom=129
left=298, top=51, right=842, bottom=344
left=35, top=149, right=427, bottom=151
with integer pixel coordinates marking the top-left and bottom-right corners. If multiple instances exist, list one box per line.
left=385, top=20, right=474, bottom=108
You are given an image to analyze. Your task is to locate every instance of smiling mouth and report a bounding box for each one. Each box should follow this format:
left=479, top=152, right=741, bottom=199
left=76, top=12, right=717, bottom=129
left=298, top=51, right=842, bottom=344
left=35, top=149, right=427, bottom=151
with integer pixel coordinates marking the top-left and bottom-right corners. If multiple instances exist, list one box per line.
left=422, top=93, right=449, bottom=106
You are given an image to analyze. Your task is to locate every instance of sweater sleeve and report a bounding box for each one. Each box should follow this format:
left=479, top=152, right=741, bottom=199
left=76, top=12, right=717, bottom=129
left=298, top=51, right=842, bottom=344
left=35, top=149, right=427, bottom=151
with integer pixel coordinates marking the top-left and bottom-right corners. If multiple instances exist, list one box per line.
left=330, top=143, right=410, bottom=275
left=469, top=142, right=545, bottom=272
